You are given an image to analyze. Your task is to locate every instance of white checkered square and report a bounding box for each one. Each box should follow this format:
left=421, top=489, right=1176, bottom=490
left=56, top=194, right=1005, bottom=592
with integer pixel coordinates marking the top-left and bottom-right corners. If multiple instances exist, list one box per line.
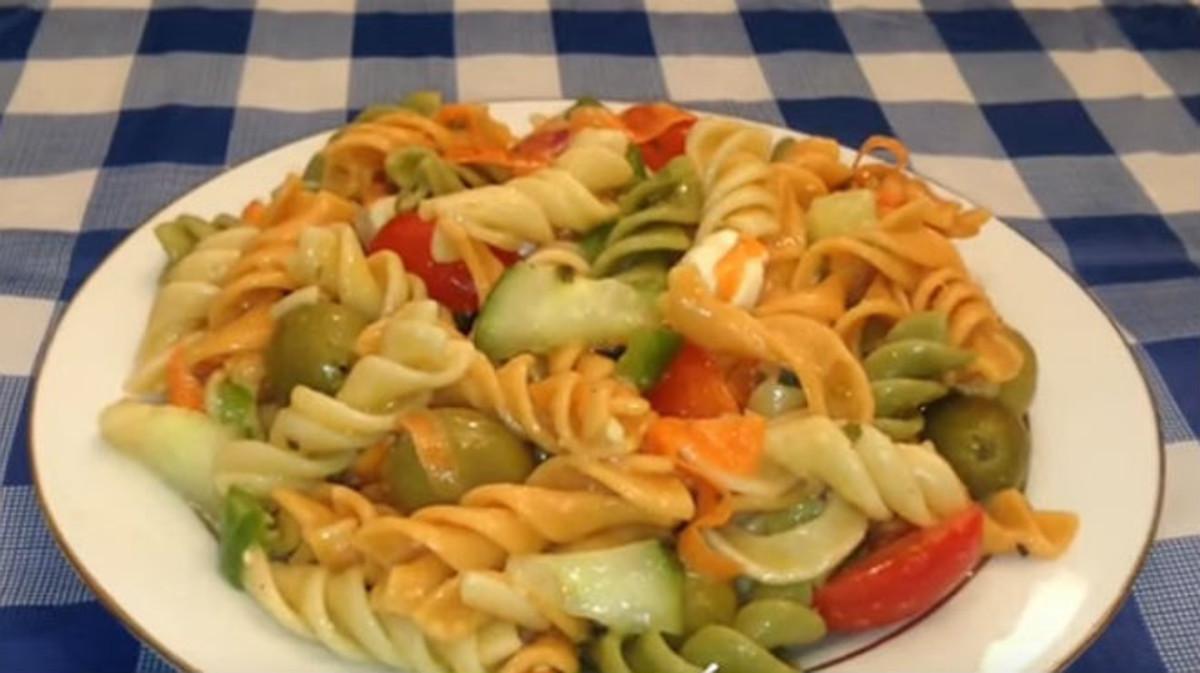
left=645, top=0, right=739, bottom=12
left=829, top=0, right=922, bottom=9
left=49, top=0, right=152, bottom=8
left=858, top=53, right=974, bottom=103
left=454, top=0, right=550, bottom=11
left=456, top=55, right=561, bottom=102
left=1051, top=49, right=1172, bottom=99
left=1122, top=153, right=1200, bottom=214
left=910, top=154, right=1044, bottom=220
left=0, top=169, right=97, bottom=233
left=661, top=55, right=770, bottom=102
left=7, top=56, right=131, bottom=115
left=254, top=0, right=355, bottom=10
left=1159, top=441, right=1200, bottom=540
left=0, top=296, right=55, bottom=377
left=237, top=56, right=349, bottom=113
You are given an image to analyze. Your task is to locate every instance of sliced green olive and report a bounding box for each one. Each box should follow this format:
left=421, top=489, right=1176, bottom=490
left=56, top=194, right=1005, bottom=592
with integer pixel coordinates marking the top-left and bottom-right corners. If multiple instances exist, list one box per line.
left=996, top=328, right=1038, bottom=415
left=384, top=408, right=534, bottom=511
left=924, top=395, right=1030, bottom=499
left=263, top=301, right=367, bottom=403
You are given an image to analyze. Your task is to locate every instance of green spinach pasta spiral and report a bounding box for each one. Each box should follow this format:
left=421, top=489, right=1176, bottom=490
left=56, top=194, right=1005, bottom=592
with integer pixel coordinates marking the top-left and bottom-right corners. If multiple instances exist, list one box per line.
left=589, top=156, right=703, bottom=281
left=864, top=311, right=973, bottom=440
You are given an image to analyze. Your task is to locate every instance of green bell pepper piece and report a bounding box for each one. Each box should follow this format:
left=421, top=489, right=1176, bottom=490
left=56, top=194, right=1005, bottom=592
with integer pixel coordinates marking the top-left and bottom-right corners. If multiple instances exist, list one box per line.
left=616, top=328, right=684, bottom=392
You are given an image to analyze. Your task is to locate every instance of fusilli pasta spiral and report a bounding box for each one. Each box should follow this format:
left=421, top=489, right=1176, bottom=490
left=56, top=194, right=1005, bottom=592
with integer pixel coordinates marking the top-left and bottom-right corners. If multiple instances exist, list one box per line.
left=448, top=343, right=655, bottom=457
left=686, top=118, right=782, bottom=239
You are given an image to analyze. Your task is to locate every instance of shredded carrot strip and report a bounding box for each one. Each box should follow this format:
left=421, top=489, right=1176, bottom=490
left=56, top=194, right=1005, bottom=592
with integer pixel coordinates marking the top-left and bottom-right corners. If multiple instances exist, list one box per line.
left=397, top=411, right=457, bottom=483
left=241, top=200, right=266, bottom=227
left=166, top=346, right=204, bottom=411
left=645, top=415, right=765, bottom=476
left=678, top=477, right=741, bottom=581
left=620, top=103, right=697, bottom=144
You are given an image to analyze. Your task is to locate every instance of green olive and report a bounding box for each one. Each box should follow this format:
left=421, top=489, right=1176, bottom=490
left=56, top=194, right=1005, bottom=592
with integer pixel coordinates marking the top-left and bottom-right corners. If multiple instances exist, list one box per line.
left=682, top=572, right=738, bottom=636
left=996, top=328, right=1038, bottom=415
left=264, top=301, right=367, bottom=403
left=384, top=408, right=534, bottom=511
left=924, top=395, right=1030, bottom=499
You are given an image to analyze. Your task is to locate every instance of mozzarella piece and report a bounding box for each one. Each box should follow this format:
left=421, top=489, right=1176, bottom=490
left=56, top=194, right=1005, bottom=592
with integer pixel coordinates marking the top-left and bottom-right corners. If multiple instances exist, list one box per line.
left=681, top=230, right=767, bottom=309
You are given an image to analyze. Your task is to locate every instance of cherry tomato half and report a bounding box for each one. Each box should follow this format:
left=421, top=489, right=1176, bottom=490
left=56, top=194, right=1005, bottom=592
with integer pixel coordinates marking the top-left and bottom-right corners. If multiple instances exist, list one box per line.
left=638, top=118, right=696, bottom=172
left=814, top=504, right=984, bottom=631
left=369, top=212, right=480, bottom=313
left=647, top=343, right=742, bottom=418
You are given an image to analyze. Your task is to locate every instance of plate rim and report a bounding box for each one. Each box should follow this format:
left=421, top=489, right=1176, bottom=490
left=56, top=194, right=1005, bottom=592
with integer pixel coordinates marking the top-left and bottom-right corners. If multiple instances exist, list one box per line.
left=27, top=99, right=1165, bottom=673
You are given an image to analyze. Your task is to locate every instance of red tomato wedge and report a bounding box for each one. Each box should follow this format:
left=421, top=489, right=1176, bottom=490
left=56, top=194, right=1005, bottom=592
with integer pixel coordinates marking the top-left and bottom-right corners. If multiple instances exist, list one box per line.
left=647, top=343, right=741, bottom=418
left=638, top=118, right=696, bottom=171
left=814, top=504, right=985, bottom=631
left=369, top=212, right=517, bottom=313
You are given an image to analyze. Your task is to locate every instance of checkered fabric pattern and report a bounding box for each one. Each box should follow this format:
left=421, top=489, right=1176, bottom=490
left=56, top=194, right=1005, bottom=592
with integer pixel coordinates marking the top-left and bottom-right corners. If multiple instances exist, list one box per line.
left=0, top=0, right=1197, bottom=671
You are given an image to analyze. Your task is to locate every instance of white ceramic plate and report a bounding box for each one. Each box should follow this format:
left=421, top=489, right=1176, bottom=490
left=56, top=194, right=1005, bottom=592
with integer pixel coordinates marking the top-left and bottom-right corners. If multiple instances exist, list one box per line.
left=31, top=101, right=1162, bottom=673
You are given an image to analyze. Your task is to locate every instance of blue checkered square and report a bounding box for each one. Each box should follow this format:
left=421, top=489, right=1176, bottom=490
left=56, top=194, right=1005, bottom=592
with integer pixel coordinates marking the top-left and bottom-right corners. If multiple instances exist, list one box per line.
left=1052, top=214, right=1200, bottom=286
left=1110, top=4, right=1200, bottom=51
left=0, top=600, right=142, bottom=672
left=105, top=106, right=233, bottom=167
left=1144, top=337, right=1200, bottom=439
left=1084, top=97, right=1200, bottom=155
left=881, top=102, right=1007, bottom=157
left=777, top=97, right=892, bottom=147
left=741, top=9, right=851, bottom=53
left=0, top=231, right=73, bottom=301
left=347, top=58, right=456, bottom=111
left=59, top=229, right=132, bottom=303
left=983, top=100, right=1112, bottom=157
left=122, top=54, right=245, bottom=109
left=928, top=8, right=1042, bottom=52
left=558, top=54, right=666, bottom=100
left=837, top=10, right=945, bottom=53
left=82, top=164, right=221, bottom=232
left=139, top=8, right=253, bottom=55
left=1183, top=94, right=1200, bottom=126
left=352, top=12, right=454, bottom=57
left=954, top=53, right=1075, bottom=103
left=756, top=52, right=874, bottom=100
left=552, top=10, right=656, bottom=55
left=0, top=7, right=41, bottom=61
left=1014, top=156, right=1157, bottom=218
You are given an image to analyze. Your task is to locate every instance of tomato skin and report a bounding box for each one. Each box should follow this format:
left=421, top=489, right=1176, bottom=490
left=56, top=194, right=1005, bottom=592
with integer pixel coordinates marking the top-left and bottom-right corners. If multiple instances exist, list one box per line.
left=368, top=212, right=480, bottom=313
left=639, top=118, right=695, bottom=172
left=647, top=343, right=741, bottom=418
left=512, top=128, right=570, bottom=164
left=814, top=504, right=984, bottom=631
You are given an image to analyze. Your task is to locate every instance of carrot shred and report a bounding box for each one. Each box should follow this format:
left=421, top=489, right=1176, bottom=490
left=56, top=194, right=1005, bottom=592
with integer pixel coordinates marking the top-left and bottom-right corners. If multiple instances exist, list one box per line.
left=166, top=346, right=205, bottom=411
left=241, top=200, right=266, bottom=226
left=678, top=478, right=741, bottom=581
left=620, top=103, right=697, bottom=144
left=645, top=415, right=765, bottom=476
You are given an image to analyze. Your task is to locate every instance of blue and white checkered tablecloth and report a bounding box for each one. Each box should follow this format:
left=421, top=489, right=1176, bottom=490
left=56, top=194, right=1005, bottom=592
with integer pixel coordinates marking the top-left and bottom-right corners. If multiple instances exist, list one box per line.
left=0, top=0, right=1197, bottom=671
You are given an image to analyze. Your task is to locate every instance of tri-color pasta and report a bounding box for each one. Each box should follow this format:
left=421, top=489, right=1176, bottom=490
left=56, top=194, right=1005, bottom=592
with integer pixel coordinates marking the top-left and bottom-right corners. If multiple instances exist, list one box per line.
left=101, top=93, right=1078, bottom=672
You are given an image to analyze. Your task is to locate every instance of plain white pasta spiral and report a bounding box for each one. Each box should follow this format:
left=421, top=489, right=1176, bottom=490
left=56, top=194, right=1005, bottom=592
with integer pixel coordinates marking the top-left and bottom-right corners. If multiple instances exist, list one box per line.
left=685, top=117, right=780, bottom=239
left=289, top=223, right=424, bottom=320
left=242, top=548, right=522, bottom=673
left=125, top=227, right=259, bottom=395
left=552, top=128, right=634, bottom=194
left=765, top=415, right=970, bottom=527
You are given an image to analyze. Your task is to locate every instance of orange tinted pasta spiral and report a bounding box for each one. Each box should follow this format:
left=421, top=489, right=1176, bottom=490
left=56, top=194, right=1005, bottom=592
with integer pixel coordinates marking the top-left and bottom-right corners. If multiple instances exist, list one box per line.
left=184, top=177, right=359, bottom=370
left=264, top=455, right=691, bottom=647
left=320, top=110, right=454, bottom=201
left=664, top=265, right=875, bottom=422
left=448, top=343, right=655, bottom=457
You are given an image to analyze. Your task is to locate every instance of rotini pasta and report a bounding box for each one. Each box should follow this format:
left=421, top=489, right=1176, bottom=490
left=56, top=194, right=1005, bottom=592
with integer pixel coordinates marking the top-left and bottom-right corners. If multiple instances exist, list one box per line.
left=448, top=343, right=655, bottom=457
left=686, top=117, right=782, bottom=239
left=106, top=96, right=1075, bottom=673
left=764, top=415, right=970, bottom=527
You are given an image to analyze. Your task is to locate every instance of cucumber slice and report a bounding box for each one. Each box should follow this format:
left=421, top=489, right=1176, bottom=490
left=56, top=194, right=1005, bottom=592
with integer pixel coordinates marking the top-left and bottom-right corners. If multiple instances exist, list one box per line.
left=808, top=189, right=876, bottom=242
left=507, top=540, right=685, bottom=635
left=474, top=262, right=659, bottom=361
